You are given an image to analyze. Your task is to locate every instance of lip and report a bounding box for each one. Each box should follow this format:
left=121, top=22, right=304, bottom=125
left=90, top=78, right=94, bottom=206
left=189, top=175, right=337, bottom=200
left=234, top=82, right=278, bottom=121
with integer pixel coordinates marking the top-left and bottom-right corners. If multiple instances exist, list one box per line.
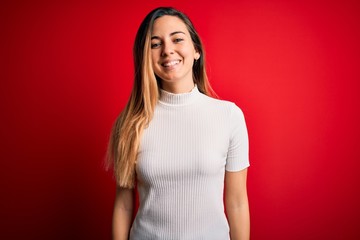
left=161, top=59, right=181, bottom=68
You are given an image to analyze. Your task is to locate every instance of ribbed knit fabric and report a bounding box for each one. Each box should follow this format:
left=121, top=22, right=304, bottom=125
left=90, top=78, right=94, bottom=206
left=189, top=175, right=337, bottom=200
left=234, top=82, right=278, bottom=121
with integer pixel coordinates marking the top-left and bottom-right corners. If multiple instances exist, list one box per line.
left=129, top=85, right=249, bottom=240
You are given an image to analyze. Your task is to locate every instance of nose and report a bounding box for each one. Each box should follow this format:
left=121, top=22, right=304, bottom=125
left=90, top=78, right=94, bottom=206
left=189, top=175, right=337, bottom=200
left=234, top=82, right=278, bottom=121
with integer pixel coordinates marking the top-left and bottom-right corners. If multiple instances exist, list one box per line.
left=161, top=41, right=174, bottom=57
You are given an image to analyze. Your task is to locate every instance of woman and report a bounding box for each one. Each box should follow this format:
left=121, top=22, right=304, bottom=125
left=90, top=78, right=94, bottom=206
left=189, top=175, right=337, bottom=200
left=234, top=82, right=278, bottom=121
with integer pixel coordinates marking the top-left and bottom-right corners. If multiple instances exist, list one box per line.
left=107, top=7, right=250, bottom=240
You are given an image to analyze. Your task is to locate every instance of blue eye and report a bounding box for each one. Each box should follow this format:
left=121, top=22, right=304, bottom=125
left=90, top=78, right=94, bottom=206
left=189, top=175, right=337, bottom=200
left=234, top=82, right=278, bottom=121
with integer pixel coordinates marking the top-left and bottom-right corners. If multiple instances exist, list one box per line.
left=174, top=38, right=184, bottom=43
left=151, top=42, right=161, bottom=49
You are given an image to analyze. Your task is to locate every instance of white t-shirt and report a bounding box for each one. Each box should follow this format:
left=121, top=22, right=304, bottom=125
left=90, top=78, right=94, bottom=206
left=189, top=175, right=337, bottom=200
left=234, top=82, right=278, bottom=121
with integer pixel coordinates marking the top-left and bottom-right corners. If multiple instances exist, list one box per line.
left=129, top=85, right=249, bottom=240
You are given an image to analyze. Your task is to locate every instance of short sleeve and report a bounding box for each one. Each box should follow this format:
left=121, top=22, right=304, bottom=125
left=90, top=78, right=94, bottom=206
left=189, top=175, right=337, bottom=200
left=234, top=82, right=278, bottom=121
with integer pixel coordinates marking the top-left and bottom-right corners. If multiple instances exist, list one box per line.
left=225, top=103, right=250, bottom=171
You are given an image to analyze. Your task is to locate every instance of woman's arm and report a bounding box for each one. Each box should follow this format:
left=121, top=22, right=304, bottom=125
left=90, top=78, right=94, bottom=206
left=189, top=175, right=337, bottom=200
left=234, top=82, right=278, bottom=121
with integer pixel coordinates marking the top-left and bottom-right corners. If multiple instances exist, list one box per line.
left=225, top=168, right=250, bottom=240
left=112, top=186, right=135, bottom=240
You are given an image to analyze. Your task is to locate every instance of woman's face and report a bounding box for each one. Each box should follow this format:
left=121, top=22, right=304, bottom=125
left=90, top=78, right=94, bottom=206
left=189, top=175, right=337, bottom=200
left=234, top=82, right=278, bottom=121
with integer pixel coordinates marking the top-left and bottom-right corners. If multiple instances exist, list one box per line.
left=151, top=15, right=200, bottom=93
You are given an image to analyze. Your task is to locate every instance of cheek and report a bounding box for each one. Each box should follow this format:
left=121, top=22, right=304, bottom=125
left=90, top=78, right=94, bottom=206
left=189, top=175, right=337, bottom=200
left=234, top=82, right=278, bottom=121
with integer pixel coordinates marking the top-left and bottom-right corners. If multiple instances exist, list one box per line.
left=183, top=45, right=197, bottom=59
left=150, top=54, right=161, bottom=75
left=151, top=53, right=156, bottom=65
left=151, top=48, right=161, bottom=61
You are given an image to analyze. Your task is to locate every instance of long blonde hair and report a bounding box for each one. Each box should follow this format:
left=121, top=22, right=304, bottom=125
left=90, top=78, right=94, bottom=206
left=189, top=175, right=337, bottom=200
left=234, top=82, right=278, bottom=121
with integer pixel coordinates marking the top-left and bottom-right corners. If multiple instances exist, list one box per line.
left=106, top=7, right=217, bottom=188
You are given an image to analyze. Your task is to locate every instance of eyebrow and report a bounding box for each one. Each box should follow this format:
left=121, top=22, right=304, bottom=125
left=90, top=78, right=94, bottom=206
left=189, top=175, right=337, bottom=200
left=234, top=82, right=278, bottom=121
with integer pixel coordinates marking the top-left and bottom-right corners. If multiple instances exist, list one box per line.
left=151, top=31, right=186, bottom=40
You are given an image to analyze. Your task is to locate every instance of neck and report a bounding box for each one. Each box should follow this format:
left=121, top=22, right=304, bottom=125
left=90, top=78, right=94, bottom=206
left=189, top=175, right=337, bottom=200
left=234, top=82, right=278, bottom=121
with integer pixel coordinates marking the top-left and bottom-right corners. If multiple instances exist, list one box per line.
left=159, top=84, right=200, bottom=106
left=161, top=81, right=195, bottom=94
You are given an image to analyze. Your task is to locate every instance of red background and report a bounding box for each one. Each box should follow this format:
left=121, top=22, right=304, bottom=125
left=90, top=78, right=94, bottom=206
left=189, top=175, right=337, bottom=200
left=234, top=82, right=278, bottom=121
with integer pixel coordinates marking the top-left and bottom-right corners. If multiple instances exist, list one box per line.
left=1, top=0, right=360, bottom=239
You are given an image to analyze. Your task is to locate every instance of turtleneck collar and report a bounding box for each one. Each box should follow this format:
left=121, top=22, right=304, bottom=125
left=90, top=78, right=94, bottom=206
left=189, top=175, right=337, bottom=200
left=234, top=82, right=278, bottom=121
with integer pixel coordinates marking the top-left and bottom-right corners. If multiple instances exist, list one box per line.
left=159, top=85, right=201, bottom=106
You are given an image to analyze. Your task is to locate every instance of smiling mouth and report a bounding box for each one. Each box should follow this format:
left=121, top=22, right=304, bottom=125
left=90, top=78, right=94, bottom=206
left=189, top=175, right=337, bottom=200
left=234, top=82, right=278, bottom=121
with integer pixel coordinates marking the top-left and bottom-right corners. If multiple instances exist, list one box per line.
left=162, top=60, right=180, bottom=67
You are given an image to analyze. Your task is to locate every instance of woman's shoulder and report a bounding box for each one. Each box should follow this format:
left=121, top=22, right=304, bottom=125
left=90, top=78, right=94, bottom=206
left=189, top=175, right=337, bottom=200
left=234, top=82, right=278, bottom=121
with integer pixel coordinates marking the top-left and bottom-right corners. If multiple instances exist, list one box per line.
left=200, top=94, right=243, bottom=113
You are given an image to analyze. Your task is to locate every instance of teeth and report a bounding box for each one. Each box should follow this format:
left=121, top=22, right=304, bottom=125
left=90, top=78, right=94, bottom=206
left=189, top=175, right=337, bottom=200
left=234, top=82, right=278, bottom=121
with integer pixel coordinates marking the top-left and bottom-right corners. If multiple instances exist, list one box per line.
left=163, top=60, right=180, bottom=67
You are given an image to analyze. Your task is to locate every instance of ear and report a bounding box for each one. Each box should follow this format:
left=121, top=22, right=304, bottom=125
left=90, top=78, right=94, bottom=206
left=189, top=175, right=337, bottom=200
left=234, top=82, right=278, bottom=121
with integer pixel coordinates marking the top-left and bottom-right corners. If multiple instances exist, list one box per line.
left=194, top=51, right=200, bottom=60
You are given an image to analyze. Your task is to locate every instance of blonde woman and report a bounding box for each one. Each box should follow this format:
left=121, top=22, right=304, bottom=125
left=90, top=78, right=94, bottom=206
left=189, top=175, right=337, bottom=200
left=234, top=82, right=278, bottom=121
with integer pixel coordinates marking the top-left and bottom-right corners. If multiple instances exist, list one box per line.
left=107, top=7, right=250, bottom=240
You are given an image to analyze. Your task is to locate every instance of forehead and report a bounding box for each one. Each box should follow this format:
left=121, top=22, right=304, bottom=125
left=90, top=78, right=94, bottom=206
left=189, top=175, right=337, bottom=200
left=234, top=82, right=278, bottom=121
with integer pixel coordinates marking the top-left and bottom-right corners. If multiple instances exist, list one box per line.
left=151, top=15, right=189, bottom=36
